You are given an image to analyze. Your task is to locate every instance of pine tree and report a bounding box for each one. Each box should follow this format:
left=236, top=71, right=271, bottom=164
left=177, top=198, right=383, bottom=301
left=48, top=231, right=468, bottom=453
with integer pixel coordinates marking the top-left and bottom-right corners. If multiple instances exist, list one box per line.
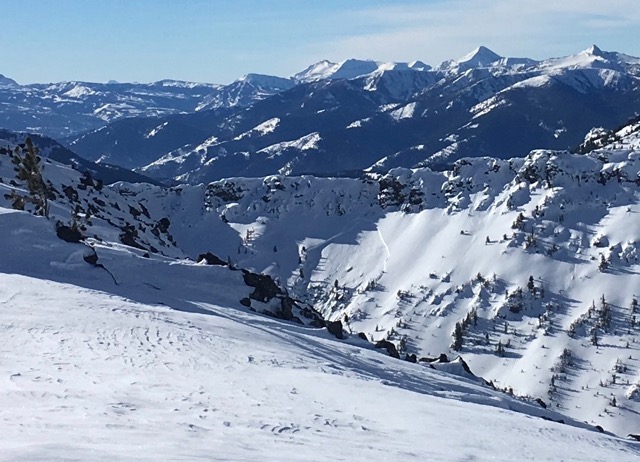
left=452, top=322, right=463, bottom=351
left=598, top=254, right=608, bottom=272
left=10, top=138, right=49, bottom=217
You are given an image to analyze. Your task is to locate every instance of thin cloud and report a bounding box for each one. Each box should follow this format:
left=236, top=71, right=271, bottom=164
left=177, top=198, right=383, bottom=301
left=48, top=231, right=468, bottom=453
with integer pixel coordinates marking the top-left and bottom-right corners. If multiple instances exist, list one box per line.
left=301, top=0, right=640, bottom=66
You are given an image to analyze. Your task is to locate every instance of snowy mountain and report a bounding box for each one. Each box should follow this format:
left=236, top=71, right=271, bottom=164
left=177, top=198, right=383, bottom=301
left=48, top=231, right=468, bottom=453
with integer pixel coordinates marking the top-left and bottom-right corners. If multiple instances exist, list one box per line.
left=0, top=73, right=18, bottom=88
left=0, top=76, right=294, bottom=139
left=2, top=123, right=640, bottom=459
left=64, top=46, right=640, bottom=184
left=293, top=58, right=431, bottom=82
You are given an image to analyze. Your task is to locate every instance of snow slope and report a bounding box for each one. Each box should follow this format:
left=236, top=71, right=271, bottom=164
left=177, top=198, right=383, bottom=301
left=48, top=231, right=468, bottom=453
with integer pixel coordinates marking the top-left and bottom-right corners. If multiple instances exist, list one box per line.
left=1, top=208, right=639, bottom=461
left=156, top=127, right=640, bottom=437
left=2, top=128, right=640, bottom=453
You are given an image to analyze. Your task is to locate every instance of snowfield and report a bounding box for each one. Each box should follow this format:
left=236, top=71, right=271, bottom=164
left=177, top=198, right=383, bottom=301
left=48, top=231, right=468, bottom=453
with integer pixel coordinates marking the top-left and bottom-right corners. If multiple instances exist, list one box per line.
left=1, top=121, right=640, bottom=459
left=1, top=234, right=639, bottom=461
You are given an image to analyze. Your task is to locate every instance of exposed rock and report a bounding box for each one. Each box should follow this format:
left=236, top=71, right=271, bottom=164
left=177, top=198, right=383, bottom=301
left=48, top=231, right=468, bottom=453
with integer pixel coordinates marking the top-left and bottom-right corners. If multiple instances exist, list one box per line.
left=241, top=269, right=324, bottom=327
left=535, top=398, right=547, bottom=409
left=326, top=320, right=344, bottom=339
left=197, top=252, right=227, bottom=266
left=375, top=339, right=400, bottom=358
left=405, top=353, right=417, bottom=363
left=83, top=251, right=98, bottom=266
left=242, top=270, right=282, bottom=303
left=119, top=225, right=145, bottom=250
left=456, top=356, right=472, bottom=374
left=55, top=222, right=83, bottom=243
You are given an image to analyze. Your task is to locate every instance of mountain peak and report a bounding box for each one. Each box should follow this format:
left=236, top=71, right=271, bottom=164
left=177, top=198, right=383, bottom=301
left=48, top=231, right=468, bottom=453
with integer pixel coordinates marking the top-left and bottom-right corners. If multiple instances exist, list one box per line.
left=293, top=59, right=379, bottom=82
left=583, top=44, right=604, bottom=57
left=458, top=46, right=502, bottom=65
left=0, top=73, right=19, bottom=87
left=236, top=73, right=295, bottom=90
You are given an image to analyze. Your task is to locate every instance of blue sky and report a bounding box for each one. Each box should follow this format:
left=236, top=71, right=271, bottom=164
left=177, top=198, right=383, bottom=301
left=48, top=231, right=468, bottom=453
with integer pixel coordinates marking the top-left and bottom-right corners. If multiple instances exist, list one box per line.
left=2, top=0, right=640, bottom=84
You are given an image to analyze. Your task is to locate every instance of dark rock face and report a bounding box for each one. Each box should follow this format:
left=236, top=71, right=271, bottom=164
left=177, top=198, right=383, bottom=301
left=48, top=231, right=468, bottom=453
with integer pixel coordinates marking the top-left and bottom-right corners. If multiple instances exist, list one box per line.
left=83, top=251, right=98, bottom=266
left=540, top=415, right=565, bottom=425
left=240, top=297, right=251, bottom=307
left=119, top=225, right=145, bottom=250
left=375, top=339, right=400, bottom=358
left=156, top=217, right=171, bottom=233
left=197, top=252, right=227, bottom=266
left=62, top=185, right=79, bottom=201
left=405, top=353, right=417, bottom=363
left=55, top=223, right=83, bottom=243
left=326, top=320, right=344, bottom=339
left=241, top=269, right=324, bottom=327
left=358, top=332, right=368, bottom=341
left=242, top=270, right=282, bottom=303
left=535, top=398, right=547, bottom=409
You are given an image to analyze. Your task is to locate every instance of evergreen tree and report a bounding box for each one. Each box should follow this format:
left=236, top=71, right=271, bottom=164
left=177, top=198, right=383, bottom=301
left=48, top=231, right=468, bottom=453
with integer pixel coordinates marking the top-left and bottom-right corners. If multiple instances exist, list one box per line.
left=452, top=322, right=463, bottom=351
left=10, top=138, right=49, bottom=217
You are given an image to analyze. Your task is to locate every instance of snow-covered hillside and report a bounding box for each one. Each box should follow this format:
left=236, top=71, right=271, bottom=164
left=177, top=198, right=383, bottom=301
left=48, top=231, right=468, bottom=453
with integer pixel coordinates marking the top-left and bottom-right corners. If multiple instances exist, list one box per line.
left=1, top=145, right=640, bottom=460
left=193, top=124, right=640, bottom=437
left=2, top=117, right=640, bottom=451
left=4, top=243, right=638, bottom=460
left=53, top=122, right=640, bottom=435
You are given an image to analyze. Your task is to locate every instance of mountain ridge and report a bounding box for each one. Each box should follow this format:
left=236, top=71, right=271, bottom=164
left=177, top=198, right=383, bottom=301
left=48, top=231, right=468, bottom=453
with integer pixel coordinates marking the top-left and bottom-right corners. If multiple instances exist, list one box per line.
left=62, top=46, right=640, bottom=184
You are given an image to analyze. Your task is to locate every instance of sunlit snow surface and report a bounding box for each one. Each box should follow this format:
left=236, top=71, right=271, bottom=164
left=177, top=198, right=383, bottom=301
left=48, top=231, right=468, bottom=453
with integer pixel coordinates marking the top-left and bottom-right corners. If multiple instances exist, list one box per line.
left=1, top=269, right=638, bottom=461
left=0, top=205, right=637, bottom=460
left=2, top=126, right=640, bottom=459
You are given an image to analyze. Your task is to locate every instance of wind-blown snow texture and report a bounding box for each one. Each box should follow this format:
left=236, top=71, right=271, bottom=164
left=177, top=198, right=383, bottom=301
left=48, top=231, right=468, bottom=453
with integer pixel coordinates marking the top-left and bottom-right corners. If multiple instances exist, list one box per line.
left=1, top=133, right=640, bottom=460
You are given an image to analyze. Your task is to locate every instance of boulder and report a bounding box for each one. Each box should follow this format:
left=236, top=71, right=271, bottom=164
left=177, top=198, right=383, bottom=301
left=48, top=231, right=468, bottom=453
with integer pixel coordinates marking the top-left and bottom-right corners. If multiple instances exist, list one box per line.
left=375, top=339, right=400, bottom=358
left=56, top=223, right=83, bottom=243
left=326, top=320, right=344, bottom=339
left=197, top=252, right=227, bottom=266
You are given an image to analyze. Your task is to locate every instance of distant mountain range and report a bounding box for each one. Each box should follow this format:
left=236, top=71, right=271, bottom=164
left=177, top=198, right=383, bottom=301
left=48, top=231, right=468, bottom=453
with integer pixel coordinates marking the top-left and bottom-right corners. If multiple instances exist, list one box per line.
left=2, top=46, right=640, bottom=182
left=0, top=58, right=424, bottom=140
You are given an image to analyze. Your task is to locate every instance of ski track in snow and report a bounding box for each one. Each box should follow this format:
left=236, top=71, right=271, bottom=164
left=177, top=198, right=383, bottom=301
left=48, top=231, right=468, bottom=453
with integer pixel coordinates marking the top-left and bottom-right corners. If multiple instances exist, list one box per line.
left=377, top=225, right=391, bottom=273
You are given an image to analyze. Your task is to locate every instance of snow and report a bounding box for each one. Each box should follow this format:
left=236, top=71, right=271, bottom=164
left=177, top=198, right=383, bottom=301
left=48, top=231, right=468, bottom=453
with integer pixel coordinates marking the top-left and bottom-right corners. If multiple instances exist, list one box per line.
left=439, top=46, right=502, bottom=72
left=3, top=60, right=640, bottom=459
left=470, top=96, right=509, bottom=118
left=346, top=117, right=371, bottom=129
left=234, top=117, right=281, bottom=140
left=189, top=133, right=640, bottom=437
left=144, top=121, right=169, bottom=139
left=258, top=132, right=321, bottom=156
left=458, top=46, right=502, bottom=67
left=63, top=84, right=97, bottom=98
left=389, top=102, right=417, bottom=120
left=294, top=59, right=430, bottom=83
left=1, top=205, right=639, bottom=460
